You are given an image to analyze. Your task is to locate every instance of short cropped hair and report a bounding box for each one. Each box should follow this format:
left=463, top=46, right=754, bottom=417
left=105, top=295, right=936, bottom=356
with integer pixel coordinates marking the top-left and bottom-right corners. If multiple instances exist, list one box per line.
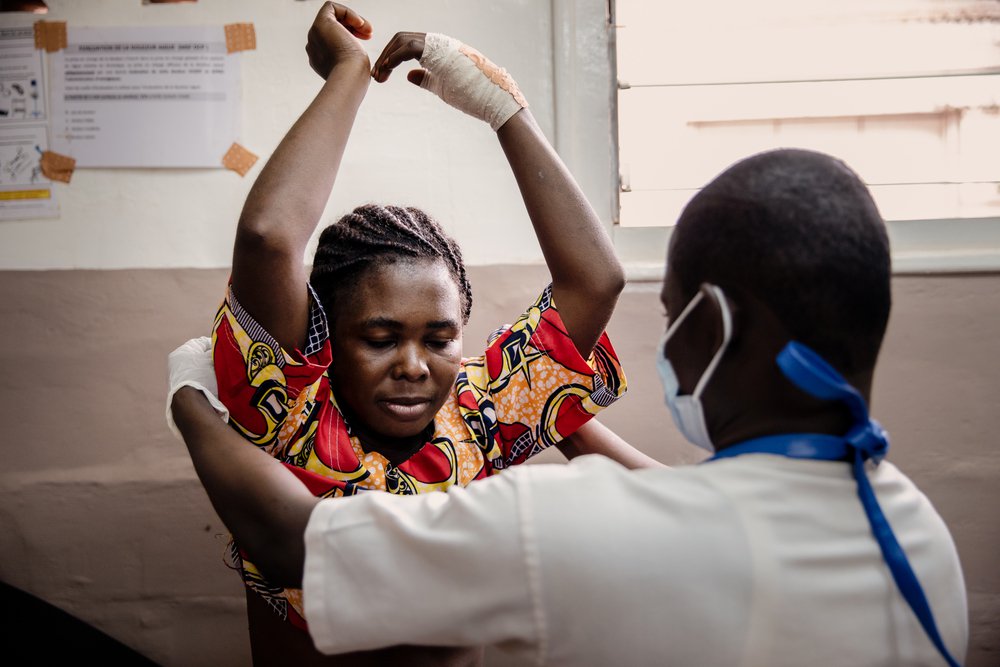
left=669, top=149, right=891, bottom=375
left=310, top=204, right=472, bottom=325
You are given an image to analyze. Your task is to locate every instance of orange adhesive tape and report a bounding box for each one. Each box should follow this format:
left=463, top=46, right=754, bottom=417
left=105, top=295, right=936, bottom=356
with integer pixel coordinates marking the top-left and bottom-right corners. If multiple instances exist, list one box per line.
left=222, top=142, right=258, bottom=177
left=33, top=21, right=68, bottom=53
left=40, top=151, right=76, bottom=184
left=224, top=23, right=256, bottom=54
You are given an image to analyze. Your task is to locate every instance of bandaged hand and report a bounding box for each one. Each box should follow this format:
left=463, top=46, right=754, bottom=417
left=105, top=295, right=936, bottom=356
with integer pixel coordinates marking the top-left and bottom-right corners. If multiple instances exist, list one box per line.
left=166, top=336, right=229, bottom=440
left=372, top=32, right=528, bottom=131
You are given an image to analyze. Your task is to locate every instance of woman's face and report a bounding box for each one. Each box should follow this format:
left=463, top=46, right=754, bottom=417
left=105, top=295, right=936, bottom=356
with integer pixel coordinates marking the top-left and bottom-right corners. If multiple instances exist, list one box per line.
left=329, top=258, right=464, bottom=444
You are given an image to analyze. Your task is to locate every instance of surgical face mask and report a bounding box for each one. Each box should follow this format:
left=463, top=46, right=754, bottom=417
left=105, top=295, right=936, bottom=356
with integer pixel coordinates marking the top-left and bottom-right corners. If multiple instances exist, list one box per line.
left=655, top=285, right=733, bottom=452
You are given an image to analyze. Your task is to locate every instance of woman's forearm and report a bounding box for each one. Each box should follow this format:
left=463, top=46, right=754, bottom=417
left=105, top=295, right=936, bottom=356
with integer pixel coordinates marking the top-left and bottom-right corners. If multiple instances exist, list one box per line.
left=496, top=110, right=625, bottom=357
left=557, top=419, right=666, bottom=470
left=236, top=60, right=369, bottom=253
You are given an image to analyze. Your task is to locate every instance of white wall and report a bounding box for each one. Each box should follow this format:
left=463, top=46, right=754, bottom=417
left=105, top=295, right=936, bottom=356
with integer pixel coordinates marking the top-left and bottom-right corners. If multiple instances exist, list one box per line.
left=0, top=0, right=615, bottom=270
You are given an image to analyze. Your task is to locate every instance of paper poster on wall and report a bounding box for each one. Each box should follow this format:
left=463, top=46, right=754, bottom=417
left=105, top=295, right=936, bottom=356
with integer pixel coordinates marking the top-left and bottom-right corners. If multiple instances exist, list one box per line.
left=0, top=26, right=56, bottom=221
left=49, top=25, right=242, bottom=168
left=0, top=26, right=47, bottom=123
left=0, top=125, right=58, bottom=221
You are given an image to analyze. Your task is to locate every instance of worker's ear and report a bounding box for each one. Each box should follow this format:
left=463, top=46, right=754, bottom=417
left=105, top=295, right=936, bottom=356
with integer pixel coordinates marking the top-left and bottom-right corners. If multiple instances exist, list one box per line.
left=664, top=283, right=737, bottom=394
left=698, top=283, right=738, bottom=354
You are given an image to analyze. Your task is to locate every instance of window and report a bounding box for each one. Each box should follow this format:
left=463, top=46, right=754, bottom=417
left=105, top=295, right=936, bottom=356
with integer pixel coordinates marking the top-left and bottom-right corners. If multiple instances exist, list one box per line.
left=614, top=0, right=1000, bottom=270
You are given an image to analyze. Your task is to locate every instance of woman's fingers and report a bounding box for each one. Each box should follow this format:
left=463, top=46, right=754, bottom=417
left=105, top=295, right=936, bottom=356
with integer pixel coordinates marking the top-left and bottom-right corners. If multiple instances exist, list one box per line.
left=371, top=36, right=398, bottom=80
left=372, top=32, right=426, bottom=82
left=305, top=2, right=372, bottom=79
left=329, top=2, right=373, bottom=39
left=406, top=69, right=427, bottom=87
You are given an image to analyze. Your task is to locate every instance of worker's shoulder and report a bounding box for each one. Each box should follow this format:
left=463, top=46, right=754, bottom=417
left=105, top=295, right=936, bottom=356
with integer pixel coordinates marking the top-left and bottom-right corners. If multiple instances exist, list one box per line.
left=513, top=454, right=739, bottom=517
left=870, top=460, right=963, bottom=546
left=511, top=456, right=754, bottom=582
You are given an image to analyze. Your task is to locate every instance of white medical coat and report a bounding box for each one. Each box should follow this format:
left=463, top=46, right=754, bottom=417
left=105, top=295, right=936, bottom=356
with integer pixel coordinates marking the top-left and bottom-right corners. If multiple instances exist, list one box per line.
left=303, top=454, right=968, bottom=666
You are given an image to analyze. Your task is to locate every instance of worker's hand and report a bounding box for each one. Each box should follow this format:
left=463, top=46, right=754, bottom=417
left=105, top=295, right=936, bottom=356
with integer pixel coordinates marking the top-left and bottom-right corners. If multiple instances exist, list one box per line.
left=371, top=32, right=528, bottom=131
left=306, top=1, right=374, bottom=80
left=166, top=336, right=229, bottom=440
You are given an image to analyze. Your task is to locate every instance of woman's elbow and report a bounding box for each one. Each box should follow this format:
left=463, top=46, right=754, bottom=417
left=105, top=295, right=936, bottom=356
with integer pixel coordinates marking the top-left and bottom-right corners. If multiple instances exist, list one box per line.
left=234, top=223, right=298, bottom=262
left=607, top=262, right=627, bottom=298
left=591, top=262, right=626, bottom=306
left=558, top=263, right=624, bottom=313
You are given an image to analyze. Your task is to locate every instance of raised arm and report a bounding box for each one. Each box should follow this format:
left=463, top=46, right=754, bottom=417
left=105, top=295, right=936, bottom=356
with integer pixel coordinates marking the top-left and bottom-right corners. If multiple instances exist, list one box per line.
left=172, top=386, right=317, bottom=588
left=371, top=33, right=625, bottom=357
left=495, top=111, right=624, bottom=357
left=231, top=2, right=372, bottom=351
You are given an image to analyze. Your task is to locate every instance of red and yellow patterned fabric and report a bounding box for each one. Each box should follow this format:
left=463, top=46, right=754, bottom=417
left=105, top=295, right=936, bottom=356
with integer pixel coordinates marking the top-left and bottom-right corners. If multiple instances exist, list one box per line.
left=211, top=284, right=626, bottom=629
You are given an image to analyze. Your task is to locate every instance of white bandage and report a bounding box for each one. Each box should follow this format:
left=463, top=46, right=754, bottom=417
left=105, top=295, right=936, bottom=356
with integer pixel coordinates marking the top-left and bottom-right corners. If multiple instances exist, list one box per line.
left=165, top=336, right=229, bottom=441
left=419, top=33, right=528, bottom=131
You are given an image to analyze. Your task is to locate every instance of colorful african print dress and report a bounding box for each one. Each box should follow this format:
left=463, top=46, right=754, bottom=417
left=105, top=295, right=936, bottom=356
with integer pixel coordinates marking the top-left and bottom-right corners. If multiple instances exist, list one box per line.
left=211, top=284, right=627, bottom=630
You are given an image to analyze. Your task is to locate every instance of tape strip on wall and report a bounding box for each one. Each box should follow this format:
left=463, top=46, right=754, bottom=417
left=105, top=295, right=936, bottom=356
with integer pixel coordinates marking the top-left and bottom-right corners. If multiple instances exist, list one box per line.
left=34, top=20, right=67, bottom=52
left=40, top=151, right=76, bottom=183
left=222, top=143, right=258, bottom=177
left=224, top=23, right=256, bottom=53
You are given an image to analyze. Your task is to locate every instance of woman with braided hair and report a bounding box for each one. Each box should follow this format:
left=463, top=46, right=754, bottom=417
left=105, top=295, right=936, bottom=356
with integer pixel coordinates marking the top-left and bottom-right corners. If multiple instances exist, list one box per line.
left=202, top=3, right=644, bottom=664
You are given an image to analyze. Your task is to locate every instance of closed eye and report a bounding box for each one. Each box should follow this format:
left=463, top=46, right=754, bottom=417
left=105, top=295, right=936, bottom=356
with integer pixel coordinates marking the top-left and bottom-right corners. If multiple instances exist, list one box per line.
left=364, top=338, right=395, bottom=350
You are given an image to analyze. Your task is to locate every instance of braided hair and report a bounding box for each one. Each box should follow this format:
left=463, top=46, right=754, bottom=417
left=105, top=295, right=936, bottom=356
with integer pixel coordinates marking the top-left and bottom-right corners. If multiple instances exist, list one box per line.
left=310, top=204, right=473, bottom=325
